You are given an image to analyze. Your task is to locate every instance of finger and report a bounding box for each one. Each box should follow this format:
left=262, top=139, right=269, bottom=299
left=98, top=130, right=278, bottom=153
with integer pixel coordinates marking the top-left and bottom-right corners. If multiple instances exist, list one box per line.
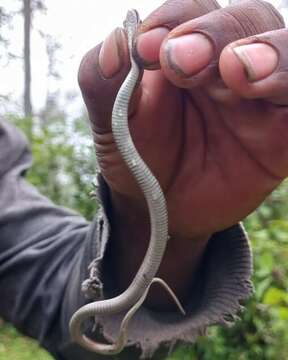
left=157, top=0, right=284, bottom=88
left=134, top=0, right=221, bottom=69
left=219, top=28, right=288, bottom=105
left=78, top=27, right=136, bottom=135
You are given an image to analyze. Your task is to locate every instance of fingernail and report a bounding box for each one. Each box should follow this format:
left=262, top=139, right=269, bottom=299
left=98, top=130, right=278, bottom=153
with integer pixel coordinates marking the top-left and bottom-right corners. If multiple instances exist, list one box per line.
left=99, top=28, right=125, bottom=79
left=136, top=27, right=169, bottom=67
left=233, top=43, right=278, bottom=82
left=165, top=33, right=214, bottom=77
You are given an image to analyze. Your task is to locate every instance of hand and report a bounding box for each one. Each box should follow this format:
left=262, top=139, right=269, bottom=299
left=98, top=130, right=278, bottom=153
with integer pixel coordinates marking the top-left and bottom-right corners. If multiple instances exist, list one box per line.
left=78, top=0, right=288, bottom=305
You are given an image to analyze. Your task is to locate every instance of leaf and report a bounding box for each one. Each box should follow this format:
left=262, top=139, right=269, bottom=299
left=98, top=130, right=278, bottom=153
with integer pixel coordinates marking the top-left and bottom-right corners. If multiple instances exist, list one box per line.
left=278, top=307, right=288, bottom=321
left=263, top=288, right=288, bottom=306
left=255, top=277, right=272, bottom=300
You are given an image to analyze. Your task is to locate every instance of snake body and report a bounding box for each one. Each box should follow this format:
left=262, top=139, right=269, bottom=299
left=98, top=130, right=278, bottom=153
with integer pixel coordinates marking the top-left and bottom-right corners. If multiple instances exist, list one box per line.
left=69, top=9, right=185, bottom=355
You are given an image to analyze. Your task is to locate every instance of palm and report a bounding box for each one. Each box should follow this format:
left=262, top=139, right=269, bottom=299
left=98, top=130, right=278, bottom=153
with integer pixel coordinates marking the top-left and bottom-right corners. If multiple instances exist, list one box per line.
left=100, top=69, right=284, bottom=238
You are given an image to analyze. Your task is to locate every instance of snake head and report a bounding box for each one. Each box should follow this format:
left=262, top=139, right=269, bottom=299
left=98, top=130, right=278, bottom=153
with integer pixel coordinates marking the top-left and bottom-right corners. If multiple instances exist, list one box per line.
left=123, top=9, right=141, bottom=49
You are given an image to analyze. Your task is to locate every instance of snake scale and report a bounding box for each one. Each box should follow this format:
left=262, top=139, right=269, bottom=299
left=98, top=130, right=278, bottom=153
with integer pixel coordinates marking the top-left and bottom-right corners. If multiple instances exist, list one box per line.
left=69, top=9, right=185, bottom=355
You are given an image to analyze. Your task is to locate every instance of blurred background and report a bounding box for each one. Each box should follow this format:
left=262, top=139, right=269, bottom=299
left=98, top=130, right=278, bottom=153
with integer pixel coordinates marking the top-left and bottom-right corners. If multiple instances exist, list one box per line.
left=0, top=0, right=288, bottom=359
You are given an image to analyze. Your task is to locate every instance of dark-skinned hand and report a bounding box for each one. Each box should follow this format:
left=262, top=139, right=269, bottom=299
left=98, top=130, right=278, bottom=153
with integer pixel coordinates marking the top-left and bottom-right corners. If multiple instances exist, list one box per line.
left=78, top=0, right=288, bottom=307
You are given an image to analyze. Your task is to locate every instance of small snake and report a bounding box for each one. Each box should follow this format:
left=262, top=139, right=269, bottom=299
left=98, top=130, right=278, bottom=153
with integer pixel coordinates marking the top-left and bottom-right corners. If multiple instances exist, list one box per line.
left=69, top=9, right=185, bottom=355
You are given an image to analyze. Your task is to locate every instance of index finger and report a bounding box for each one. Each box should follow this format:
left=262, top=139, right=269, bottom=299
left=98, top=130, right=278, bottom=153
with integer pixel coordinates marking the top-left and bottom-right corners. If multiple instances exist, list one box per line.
left=135, top=0, right=221, bottom=68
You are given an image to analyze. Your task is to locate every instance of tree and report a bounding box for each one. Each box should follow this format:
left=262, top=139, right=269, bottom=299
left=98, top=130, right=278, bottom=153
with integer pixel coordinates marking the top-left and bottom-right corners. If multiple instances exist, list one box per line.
left=23, top=0, right=32, bottom=118
left=23, top=0, right=47, bottom=120
left=0, top=7, right=10, bottom=50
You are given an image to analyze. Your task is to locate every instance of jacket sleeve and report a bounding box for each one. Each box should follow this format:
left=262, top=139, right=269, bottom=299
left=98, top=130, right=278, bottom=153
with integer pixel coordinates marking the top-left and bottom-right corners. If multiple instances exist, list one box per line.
left=0, top=118, right=253, bottom=360
left=0, top=118, right=98, bottom=358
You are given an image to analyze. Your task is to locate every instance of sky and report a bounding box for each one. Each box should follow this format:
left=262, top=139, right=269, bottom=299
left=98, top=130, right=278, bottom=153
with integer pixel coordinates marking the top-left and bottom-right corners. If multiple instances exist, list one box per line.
left=0, top=0, right=286, bottom=116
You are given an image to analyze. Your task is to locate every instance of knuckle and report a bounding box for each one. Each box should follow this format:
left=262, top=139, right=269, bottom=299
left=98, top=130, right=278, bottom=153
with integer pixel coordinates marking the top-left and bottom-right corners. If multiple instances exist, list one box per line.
left=224, top=0, right=284, bottom=34
left=176, top=0, right=285, bottom=62
left=140, top=0, right=219, bottom=32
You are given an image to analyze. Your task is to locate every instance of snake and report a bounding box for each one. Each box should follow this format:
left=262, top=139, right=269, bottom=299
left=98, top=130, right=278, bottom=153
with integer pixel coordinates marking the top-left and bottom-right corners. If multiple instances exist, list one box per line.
left=69, top=9, right=185, bottom=355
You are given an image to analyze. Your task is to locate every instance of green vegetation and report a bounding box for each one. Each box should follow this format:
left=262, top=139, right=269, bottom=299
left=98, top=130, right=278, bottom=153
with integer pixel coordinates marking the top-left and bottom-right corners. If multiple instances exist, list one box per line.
left=0, top=322, right=52, bottom=360
left=1, top=115, right=288, bottom=359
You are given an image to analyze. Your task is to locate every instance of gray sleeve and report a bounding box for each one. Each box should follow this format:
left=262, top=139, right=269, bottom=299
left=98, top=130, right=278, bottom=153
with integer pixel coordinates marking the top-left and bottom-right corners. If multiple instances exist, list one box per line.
left=62, top=174, right=253, bottom=360
left=0, top=118, right=253, bottom=360
left=0, top=118, right=98, bottom=358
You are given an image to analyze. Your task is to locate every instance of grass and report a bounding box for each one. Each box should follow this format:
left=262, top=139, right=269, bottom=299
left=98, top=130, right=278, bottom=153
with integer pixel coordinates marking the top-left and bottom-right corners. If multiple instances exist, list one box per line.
left=0, top=322, right=53, bottom=360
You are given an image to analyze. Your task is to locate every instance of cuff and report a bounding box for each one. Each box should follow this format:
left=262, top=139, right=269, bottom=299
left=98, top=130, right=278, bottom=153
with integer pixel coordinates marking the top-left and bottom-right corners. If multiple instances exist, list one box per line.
left=81, top=173, right=253, bottom=359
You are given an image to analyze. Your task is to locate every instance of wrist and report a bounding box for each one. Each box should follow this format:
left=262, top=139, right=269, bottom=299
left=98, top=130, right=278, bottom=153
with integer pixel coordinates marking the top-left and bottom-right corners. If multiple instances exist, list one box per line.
left=109, top=190, right=211, bottom=311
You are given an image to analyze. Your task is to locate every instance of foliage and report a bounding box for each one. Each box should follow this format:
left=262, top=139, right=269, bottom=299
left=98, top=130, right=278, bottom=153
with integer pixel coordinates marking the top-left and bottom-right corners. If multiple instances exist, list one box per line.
left=10, top=110, right=98, bottom=220
left=1, top=114, right=288, bottom=360
left=0, top=323, right=52, bottom=360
